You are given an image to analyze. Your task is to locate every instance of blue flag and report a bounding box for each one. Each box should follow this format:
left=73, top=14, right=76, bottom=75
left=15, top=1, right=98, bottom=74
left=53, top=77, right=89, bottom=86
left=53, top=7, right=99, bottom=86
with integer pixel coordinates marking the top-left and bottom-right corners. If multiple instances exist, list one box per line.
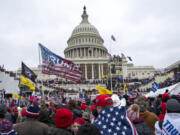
left=127, top=56, right=132, bottom=61
left=151, top=82, right=160, bottom=92
left=116, top=77, right=123, bottom=82
left=111, top=35, right=116, bottom=41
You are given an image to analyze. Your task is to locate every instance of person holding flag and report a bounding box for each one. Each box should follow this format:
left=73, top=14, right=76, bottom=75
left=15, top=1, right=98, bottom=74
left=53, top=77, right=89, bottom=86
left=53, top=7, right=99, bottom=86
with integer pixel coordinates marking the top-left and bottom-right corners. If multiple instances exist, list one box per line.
left=93, top=94, right=137, bottom=135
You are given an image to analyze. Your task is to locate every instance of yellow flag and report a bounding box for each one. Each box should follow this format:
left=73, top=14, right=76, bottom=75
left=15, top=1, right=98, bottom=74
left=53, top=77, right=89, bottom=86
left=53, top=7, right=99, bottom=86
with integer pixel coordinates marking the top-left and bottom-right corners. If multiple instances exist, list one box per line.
left=122, top=83, right=128, bottom=91
left=20, top=75, right=35, bottom=90
left=13, top=94, right=19, bottom=99
left=102, top=74, right=107, bottom=78
left=165, top=73, right=168, bottom=76
left=96, top=86, right=112, bottom=95
left=20, top=96, right=26, bottom=102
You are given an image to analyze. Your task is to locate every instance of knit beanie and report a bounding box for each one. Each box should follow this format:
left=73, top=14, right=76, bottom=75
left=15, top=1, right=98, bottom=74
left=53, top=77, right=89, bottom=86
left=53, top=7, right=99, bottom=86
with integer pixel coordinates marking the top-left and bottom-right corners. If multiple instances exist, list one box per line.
left=74, top=118, right=86, bottom=125
left=77, top=123, right=101, bottom=135
left=162, top=93, right=170, bottom=100
left=26, top=105, right=40, bottom=118
left=21, top=109, right=27, bottom=117
left=166, top=98, right=180, bottom=112
left=80, top=104, right=89, bottom=110
left=55, top=108, right=73, bottom=128
left=90, top=105, right=96, bottom=112
left=127, top=104, right=140, bottom=121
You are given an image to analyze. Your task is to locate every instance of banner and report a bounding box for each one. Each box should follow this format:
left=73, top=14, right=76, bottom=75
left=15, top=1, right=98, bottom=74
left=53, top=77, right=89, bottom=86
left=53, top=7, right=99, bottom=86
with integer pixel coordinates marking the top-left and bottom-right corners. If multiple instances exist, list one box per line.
left=161, top=113, right=180, bottom=135
left=96, top=86, right=112, bottom=95
left=20, top=75, right=35, bottom=90
left=39, top=43, right=82, bottom=82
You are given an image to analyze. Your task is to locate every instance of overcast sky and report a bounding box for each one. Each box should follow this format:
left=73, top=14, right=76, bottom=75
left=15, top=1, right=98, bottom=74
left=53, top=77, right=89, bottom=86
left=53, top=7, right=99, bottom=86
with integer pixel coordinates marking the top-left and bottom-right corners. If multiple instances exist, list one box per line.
left=0, top=0, right=180, bottom=71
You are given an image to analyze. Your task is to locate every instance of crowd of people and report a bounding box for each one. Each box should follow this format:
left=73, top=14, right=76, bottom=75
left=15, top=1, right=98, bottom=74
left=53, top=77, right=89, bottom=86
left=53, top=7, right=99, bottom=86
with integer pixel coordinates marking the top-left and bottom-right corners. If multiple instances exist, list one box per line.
left=0, top=88, right=180, bottom=135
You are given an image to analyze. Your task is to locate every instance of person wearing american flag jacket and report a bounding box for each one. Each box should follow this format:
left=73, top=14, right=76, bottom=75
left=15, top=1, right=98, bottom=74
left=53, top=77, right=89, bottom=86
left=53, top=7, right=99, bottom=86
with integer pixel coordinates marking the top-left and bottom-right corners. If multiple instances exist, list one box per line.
left=93, top=94, right=137, bottom=135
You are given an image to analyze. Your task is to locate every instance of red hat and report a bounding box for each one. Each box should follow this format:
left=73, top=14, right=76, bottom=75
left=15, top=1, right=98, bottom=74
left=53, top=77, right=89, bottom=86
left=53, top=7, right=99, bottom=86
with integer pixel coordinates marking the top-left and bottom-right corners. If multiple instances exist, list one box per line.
left=80, top=104, right=89, bottom=110
left=29, top=96, right=34, bottom=102
left=73, top=118, right=86, bottom=125
left=95, top=94, right=113, bottom=107
left=55, top=108, right=73, bottom=128
left=11, top=100, right=15, bottom=106
left=21, top=109, right=27, bottom=117
left=91, top=105, right=96, bottom=112
left=162, top=93, right=170, bottom=100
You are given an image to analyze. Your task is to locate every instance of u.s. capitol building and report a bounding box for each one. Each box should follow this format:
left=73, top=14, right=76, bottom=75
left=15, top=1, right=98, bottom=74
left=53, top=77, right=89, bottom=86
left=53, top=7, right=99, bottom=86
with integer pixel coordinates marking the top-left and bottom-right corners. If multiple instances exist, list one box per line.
left=17, top=7, right=157, bottom=90
left=64, top=6, right=155, bottom=81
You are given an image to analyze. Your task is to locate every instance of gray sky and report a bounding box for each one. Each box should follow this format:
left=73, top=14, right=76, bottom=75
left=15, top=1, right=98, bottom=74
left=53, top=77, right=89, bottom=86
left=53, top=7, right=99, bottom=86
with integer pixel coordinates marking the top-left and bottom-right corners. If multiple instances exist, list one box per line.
left=0, top=0, right=180, bottom=71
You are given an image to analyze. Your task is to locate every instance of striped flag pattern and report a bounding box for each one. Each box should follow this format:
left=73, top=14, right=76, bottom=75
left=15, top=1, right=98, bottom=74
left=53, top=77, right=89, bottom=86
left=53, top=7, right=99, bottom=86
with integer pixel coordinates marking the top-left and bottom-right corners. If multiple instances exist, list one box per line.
left=39, top=43, right=82, bottom=82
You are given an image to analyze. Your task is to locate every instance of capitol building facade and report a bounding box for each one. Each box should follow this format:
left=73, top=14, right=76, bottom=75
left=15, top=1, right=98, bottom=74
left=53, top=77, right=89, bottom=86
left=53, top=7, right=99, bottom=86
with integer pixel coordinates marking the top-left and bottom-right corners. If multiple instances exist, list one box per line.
left=64, top=7, right=155, bottom=81
left=17, top=7, right=156, bottom=86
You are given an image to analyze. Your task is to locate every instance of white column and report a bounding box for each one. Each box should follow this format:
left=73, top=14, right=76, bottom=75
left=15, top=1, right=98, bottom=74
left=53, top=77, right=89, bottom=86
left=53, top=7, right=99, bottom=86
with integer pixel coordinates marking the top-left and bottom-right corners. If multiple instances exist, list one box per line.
left=84, top=48, right=86, bottom=57
left=92, top=64, right=94, bottom=79
left=99, top=64, right=101, bottom=80
left=101, top=64, right=104, bottom=75
left=81, top=48, right=82, bottom=57
left=88, top=48, right=89, bottom=58
left=85, top=64, right=87, bottom=80
left=73, top=49, right=75, bottom=57
left=97, top=48, right=100, bottom=57
left=92, top=48, right=94, bottom=57
left=79, top=48, right=81, bottom=57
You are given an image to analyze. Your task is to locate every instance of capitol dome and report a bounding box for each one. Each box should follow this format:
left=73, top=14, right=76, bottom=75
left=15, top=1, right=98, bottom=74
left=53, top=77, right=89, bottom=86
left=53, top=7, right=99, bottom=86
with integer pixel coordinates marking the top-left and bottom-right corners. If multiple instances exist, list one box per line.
left=64, top=6, right=109, bottom=80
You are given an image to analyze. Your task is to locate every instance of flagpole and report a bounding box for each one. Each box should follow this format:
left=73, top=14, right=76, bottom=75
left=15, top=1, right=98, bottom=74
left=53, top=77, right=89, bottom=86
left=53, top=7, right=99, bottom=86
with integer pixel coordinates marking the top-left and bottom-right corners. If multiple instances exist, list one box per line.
left=38, top=44, right=44, bottom=96
left=109, top=37, right=113, bottom=93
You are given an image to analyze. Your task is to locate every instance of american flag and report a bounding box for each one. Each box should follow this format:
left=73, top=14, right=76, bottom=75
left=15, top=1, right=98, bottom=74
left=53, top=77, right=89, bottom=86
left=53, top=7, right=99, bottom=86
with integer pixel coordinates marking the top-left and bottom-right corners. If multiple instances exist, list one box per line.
left=93, top=106, right=137, bottom=135
left=121, top=53, right=126, bottom=59
left=88, top=46, right=93, bottom=51
left=79, top=93, right=86, bottom=104
left=107, top=53, right=112, bottom=57
left=39, top=43, right=82, bottom=82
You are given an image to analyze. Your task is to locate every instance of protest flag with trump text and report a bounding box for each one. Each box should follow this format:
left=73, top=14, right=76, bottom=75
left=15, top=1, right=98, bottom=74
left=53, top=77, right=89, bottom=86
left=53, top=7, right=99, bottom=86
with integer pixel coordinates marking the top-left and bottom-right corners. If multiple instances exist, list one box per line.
left=39, top=43, right=82, bottom=82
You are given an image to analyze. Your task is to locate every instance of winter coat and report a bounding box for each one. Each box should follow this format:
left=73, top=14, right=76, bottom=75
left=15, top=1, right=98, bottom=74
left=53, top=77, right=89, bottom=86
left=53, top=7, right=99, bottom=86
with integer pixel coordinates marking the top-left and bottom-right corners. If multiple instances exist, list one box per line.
left=0, top=119, right=18, bottom=135
left=14, top=118, right=48, bottom=135
left=48, top=127, right=73, bottom=135
left=140, top=110, right=159, bottom=135
left=133, top=118, right=152, bottom=135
